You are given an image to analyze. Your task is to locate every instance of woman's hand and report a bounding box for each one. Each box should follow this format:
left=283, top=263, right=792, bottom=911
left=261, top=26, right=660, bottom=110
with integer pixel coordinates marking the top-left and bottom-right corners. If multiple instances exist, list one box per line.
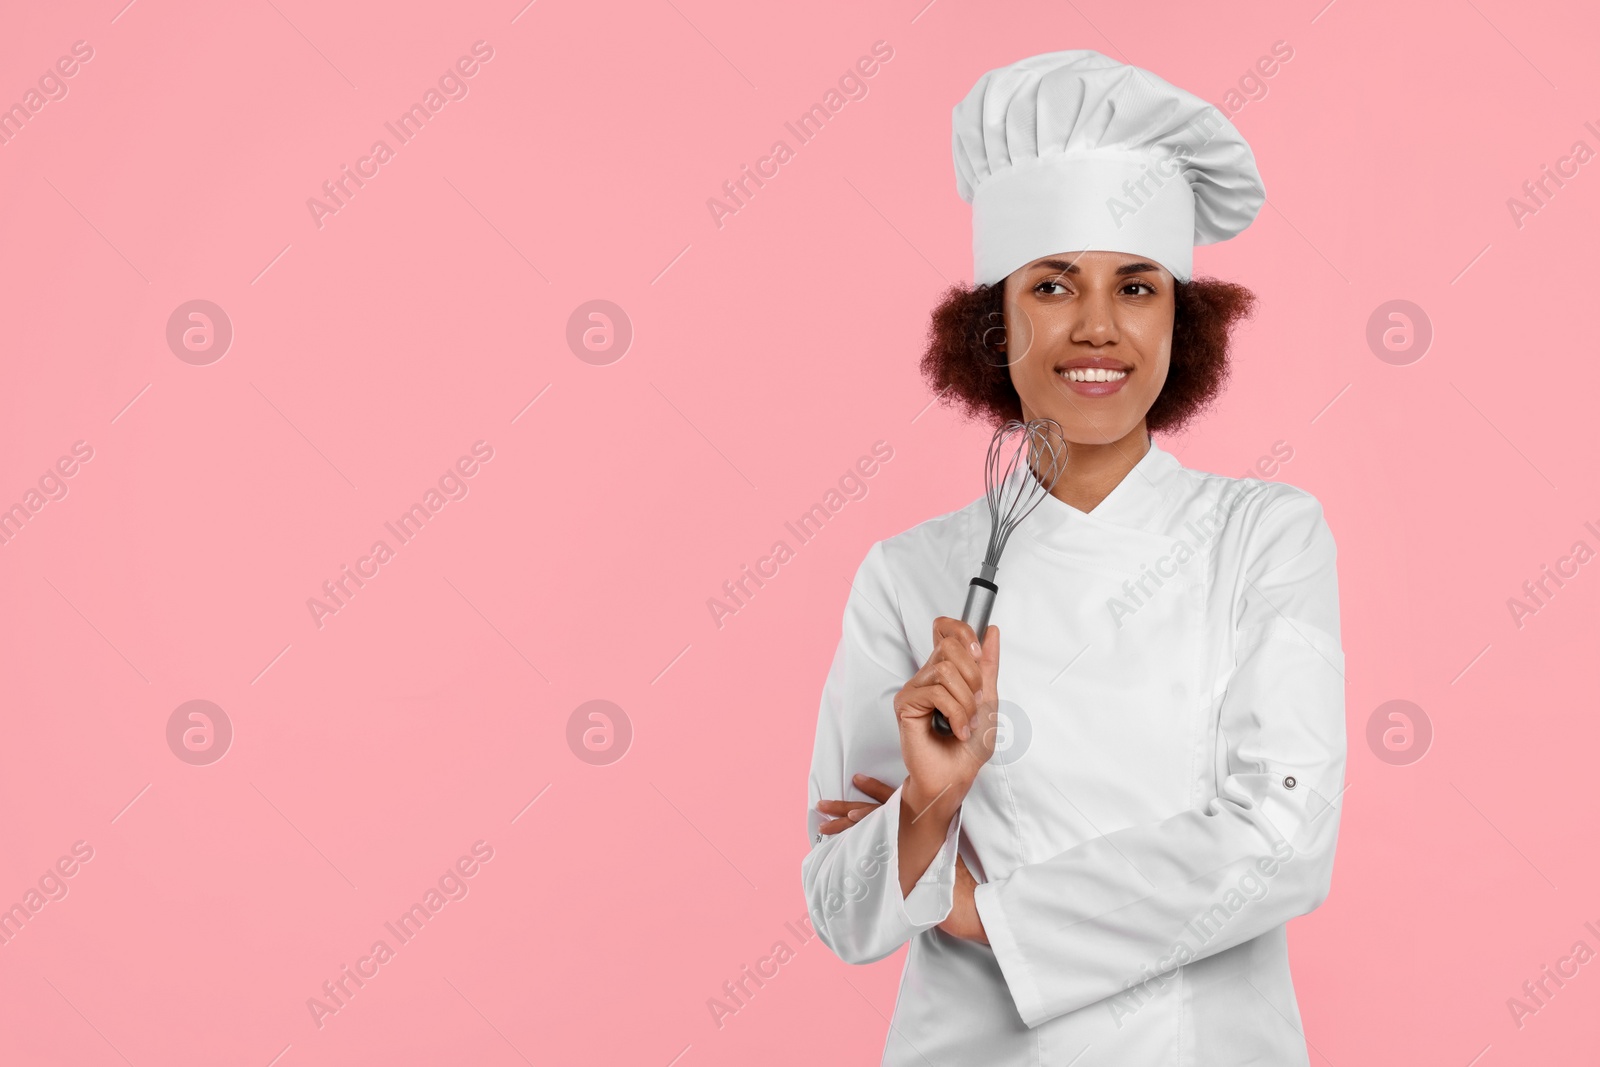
left=895, top=617, right=1001, bottom=815
left=940, top=852, right=988, bottom=945
left=815, top=773, right=899, bottom=835
left=816, top=774, right=988, bottom=945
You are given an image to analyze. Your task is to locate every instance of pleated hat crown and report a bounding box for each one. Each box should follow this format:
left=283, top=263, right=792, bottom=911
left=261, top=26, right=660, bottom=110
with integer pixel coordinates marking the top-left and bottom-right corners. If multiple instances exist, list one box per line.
left=952, top=50, right=1265, bottom=284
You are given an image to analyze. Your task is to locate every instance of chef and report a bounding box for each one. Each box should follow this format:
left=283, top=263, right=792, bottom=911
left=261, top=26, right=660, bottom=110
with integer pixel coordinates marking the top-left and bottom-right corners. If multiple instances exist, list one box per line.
left=802, top=50, right=1346, bottom=1066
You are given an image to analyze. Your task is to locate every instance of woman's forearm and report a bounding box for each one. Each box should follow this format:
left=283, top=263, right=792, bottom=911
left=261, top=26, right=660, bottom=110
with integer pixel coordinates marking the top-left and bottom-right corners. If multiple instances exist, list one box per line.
left=898, top=778, right=964, bottom=897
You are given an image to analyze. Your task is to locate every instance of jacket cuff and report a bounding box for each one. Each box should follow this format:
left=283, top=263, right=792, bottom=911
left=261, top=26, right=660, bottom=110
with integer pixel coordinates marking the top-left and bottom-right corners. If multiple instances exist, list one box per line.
left=888, top=783, right=964, bottom=929
left=973, top=878, right=1047, bottom=1027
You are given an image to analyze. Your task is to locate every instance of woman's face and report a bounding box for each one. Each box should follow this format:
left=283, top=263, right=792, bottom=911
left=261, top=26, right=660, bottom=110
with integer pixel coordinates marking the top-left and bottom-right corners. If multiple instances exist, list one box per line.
left=999, top=250, right=1175, bottom=446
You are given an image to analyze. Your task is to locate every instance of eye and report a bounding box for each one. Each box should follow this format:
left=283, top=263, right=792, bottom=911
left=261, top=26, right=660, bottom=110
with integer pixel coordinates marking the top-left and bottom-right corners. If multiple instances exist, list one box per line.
left=1034, top=279, right=1068, bottom=295
left=1123, top=280, right=1157, bottom=296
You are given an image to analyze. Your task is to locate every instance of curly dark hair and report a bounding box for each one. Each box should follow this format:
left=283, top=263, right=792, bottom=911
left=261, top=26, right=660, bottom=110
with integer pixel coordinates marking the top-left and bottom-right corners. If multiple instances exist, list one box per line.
left=919, top=276, right=1258, bottom=436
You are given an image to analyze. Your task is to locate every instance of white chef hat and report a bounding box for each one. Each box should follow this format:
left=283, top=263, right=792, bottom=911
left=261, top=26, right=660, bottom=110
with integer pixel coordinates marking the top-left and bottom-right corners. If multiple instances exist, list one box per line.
left=952, top=49, right=1265, bottom=285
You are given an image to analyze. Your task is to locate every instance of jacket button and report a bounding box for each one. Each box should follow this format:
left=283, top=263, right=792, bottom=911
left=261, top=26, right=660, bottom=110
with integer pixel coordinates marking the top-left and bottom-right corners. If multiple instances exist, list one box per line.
left=1283, top=776, right=1297, bottom=789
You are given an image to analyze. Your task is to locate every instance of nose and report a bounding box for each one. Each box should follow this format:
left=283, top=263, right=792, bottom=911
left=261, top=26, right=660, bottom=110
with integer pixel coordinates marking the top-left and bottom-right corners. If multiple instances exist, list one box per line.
left=1069, top=286, right=1120, bottom=345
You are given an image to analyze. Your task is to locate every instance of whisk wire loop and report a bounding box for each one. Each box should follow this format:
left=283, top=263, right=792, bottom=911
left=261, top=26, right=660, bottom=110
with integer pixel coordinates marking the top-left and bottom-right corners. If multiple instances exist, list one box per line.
left=981, top=419, right=1067, bottom=568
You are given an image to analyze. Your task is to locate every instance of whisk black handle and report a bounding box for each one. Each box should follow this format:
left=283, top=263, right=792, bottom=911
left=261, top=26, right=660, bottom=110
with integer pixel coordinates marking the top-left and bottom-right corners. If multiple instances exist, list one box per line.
left=932, top=577, right=998, bottom=737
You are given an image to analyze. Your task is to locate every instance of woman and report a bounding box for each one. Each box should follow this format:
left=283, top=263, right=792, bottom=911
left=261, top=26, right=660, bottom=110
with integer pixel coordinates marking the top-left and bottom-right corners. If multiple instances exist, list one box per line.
left=801, top=51, right=1346, bottom=1065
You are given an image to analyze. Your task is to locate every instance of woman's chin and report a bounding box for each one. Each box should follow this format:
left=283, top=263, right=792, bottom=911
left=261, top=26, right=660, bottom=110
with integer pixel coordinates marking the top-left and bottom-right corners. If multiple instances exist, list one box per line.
left=1021, top=406, right=1146, bottom=447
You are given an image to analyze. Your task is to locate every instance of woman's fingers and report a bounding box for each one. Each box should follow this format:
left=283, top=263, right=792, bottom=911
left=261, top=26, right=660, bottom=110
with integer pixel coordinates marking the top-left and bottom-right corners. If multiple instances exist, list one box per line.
left=967, top=626, right=1003, bottom=750
left=815, top=777, right=896, bottom=818
left=816, top=801, right=881, bottom=835
left=815, top=774, right=901, bottom=835
left=897, top=681, right=976, bottom=739
left=929, top=617, right=984, bottom=693
left=904, top=635, right=980, bottom=739
left=933, top=615, right=980, bottom=651
left=851, top=774, right=896, bottom=803
left=979, top=624, right=1001, bottom=679
left=907, top=659, right=978, bottom=718
left=977, top=625, right=1001, bottom=710
left=815, top=798, right=885, bottom=818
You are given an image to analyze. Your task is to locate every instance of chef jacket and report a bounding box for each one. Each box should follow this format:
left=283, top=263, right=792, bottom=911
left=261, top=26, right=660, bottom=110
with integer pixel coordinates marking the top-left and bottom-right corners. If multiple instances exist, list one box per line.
left=801, top=439, right=1346, bottom=1066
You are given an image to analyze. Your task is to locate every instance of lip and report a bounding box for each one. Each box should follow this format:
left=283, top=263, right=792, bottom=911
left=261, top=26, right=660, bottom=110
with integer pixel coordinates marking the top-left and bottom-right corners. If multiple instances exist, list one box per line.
left=1054, top=356, right=1132, bottom=397
left=1054, top=356, right=1132, bottom=371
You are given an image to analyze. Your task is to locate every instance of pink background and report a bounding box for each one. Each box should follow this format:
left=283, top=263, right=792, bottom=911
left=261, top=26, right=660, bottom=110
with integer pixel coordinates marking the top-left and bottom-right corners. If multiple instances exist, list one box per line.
left=2, top=1, right=1597, bottom=1064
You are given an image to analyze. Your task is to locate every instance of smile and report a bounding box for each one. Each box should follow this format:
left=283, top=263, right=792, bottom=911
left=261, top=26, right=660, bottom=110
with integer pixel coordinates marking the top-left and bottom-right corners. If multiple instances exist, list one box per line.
left=1056, top=366, right=1130, bottom=396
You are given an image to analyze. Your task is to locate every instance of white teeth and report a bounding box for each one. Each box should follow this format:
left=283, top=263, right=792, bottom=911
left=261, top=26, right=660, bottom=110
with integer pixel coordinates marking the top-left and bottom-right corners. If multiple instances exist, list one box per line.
left=1060, top=367, right=1128, bottom=382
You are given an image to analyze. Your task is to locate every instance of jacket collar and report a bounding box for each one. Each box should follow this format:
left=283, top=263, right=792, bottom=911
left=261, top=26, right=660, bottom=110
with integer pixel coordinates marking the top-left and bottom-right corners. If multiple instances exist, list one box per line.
left=1018, top=436, right=1183, bottom=546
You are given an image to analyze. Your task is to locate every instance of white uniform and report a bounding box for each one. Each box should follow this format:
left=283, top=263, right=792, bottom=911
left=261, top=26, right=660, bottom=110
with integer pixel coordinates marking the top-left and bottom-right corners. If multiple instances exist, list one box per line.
left=802, top=440, right=1346, bottom=1066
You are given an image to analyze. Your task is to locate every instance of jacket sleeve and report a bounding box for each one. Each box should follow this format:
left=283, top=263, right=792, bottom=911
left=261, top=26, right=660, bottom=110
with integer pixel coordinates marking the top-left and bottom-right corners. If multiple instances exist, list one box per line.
left=972, top=489, right=1347, bottom=1027
left=801, top=540, right=966, bottom=965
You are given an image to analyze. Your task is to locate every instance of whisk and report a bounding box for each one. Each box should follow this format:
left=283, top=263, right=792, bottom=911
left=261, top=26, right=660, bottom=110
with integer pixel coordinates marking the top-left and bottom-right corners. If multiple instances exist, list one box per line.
left=931, top=418, right=1066, bottom=737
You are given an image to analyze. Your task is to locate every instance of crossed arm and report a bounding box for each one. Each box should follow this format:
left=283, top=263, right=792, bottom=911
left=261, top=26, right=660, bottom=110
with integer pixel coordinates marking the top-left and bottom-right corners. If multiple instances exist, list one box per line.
left=801, top=492, right=1347, bottom=1028
left=816, top=773, right=987, bottom=944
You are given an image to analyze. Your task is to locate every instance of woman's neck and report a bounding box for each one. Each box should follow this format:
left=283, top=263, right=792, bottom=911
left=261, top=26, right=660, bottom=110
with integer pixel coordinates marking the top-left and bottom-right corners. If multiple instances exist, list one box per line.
left=1047, top=423, right=1151, bottom=514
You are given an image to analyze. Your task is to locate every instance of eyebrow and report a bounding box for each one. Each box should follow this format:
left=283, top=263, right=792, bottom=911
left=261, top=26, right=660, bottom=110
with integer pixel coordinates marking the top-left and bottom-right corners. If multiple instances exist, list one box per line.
left=1031, top=258, right=1162, bottom=276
